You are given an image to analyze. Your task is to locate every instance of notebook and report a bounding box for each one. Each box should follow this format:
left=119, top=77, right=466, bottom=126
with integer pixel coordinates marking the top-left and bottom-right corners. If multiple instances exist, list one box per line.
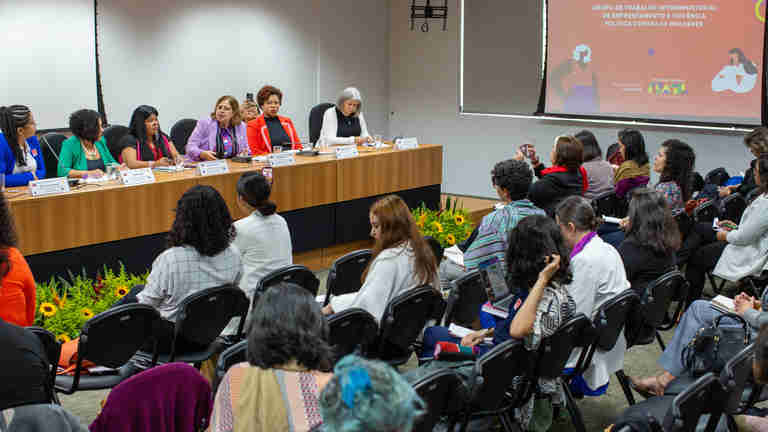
left=710, top=295, right=735, bottom=314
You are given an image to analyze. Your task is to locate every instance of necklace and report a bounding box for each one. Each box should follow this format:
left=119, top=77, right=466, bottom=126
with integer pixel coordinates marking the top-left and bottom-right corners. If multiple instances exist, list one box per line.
left=82, top=143, right=99, bottom=159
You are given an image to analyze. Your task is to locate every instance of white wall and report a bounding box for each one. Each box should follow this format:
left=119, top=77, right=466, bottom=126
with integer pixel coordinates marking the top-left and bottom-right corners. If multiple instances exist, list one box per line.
left=389, top=0, right=750, bottom=199
left=98, top=0, right=390, bottom=139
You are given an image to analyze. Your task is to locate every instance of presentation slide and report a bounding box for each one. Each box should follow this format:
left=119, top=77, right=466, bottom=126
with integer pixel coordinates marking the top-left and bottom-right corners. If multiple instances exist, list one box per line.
left=545, top=1, right=766, bottom=124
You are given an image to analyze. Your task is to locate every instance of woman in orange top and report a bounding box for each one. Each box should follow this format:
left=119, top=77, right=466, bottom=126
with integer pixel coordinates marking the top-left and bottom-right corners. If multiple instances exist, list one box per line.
left=246, top=85, right=301, bottom=155
left=0, top=194, right=36, bottom=326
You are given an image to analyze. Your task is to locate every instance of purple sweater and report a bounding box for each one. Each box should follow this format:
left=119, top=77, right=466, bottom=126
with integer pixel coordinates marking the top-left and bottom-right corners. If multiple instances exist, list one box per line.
left=185, top=117, right=248, bottom=161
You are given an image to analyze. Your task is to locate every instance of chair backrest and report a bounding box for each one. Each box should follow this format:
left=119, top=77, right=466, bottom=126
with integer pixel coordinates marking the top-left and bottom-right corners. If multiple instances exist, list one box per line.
left=719, top=343, right=756, bottom=414
left=253, top=265, right=320, bottom=309
left=175, top=285, right=249, bottom=350
left=213, top=339, right=248, bottom=394
left=411, top=368, right=467, bottom=432
left=309, top=102, right=334, bottom=144
left=327, top=308, right=378, bottom=362
left=674, top=212, right=694, bottom=239
left=442, top=270, right=487, bottom=327
left=102, top=125, right=130, bottom=161
left=694, top=200, right=718, bottom=224
left=39, top=133, right=67, bottom=178
left=535, top=314, right=594, bottom=379
left=378, top=286, right=444, bottom=354
left=170, top=118, right=198, bottom=155
left=720, top=193, right=748, bottom=223
left=745, top=188, right=762, bottom=204
left=79, top=304, right=160, bottom=368
left=25, top=326, right=60, bottom=402
left=324, top=249, right=373, bottom=305
left=592, top=191, right=627, bottom=219
left=591, top=290, right=639, bottom=353
left=470, top=340, right=535, bottom=411
left=664, top=373, right=725, bottom=432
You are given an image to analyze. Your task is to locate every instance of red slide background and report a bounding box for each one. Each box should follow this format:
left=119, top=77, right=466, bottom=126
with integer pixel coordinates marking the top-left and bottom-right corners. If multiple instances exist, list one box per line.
left=545, top=0, right=765, bottom=122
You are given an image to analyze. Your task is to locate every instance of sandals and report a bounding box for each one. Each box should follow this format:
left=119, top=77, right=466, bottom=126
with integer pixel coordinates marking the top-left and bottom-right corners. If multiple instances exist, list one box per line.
left=630, top=375, right=665, bottom=398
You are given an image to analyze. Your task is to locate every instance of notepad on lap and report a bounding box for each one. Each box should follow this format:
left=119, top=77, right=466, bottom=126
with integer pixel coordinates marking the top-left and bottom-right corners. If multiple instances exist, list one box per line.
left=447, top=323, right=493, bottom=343
left=711, top=295, right=735, bottom=314
left=444, top=245, right=464, bottom=267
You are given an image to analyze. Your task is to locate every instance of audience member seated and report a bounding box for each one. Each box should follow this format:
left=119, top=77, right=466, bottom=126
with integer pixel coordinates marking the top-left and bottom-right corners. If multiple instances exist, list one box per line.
left=653, top=139, right=695, bottom=212
left=0, top=404, right=85, bottom=432
left=413, top=215, right=575, bottom=430
left=613, top=129, right=650, bottom=199
left=119, top=185, right=242, bottom=353
left=321, top=195, right=437, bottom=322
left=578, top=129, right=614, bottom=200
left=210, top=283, right=333, bottom=432
left=719, top=127, right=768, bottom=199
left=58, top=109, right=120, bottom=178
left=90, top=363, right=212, bottom=432
left=683, top=153, right=768, bottom=303
left=0, top=194, right=36, bottom=327
left=117, top=105, right=181, bottom=169
left=527, top=135, right=588, bottom=216
left=0, top=105, right=45, bottom=186
left=617, top=189, right=680, bottom=297
left=318, top=87, right=373, bottom=146
left=320, top=355, right=426, bottom=432
left=246, top=85, right=301, bottom=155
left=732, top=325, right=768, bottom=431
left=240, top=100, right=260, bottom=123
left=556, top=196, right=630, bottom=396
left=186, top=96, right=249, bottom=161
left=233, top=172, right=292, bottom=303
left=439, top=159, right=545, bottom=291
left=0, top=319, right=49, bottom=411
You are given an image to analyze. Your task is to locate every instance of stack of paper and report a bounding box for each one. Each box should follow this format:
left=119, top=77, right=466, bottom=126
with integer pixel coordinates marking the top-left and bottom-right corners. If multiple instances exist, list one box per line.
left=444, top=245, right=464, bottom=267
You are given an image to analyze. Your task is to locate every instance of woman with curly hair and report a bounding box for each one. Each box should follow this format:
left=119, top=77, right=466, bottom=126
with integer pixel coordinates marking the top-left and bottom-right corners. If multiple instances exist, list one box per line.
left=246, top=85, right=301, bottom=155
left=653, top=139, right=695, bottom=212
left=210, top=283, right=333, bottom=432
left=0, top=193, right=36, bottom=327
left=58, top=109, right=122, bottom=178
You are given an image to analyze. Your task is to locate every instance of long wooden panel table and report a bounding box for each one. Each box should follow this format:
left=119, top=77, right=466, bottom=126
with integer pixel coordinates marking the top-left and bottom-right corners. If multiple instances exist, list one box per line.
left=7, top=144, right=442, bottom=277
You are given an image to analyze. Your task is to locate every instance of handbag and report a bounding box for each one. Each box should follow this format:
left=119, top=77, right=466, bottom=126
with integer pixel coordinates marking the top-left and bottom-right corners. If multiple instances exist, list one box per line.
left=681, top=313, right=751, bottom=377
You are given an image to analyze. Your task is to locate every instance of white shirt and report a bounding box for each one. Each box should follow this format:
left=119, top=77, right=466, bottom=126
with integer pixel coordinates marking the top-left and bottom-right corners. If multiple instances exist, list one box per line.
left=12, top=145, right=36, bottom=175
left=232, top=210, right=293, bottom=301
left=566, top=234, right=631, bottom=390
left=714, top=193, right=768, bottom=281
left=318, top=107, right=370, bottom=146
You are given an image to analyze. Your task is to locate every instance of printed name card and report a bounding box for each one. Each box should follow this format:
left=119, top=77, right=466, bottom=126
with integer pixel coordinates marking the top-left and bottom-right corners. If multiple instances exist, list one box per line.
left=395, top=137, right=419, bottom=150
left=268, top=152, right=296, bottom=167
left=196, top=160, right=230, bottom=176
left=335, top=145, right=359, bottom=159
left=120, top=168, right=156, bottom=186
left=29, top=177, right=70, bottom=197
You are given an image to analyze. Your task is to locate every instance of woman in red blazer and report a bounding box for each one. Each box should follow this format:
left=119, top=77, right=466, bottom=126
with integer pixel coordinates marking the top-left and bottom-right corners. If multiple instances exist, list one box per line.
left=246, top=86, right=301, bottom=155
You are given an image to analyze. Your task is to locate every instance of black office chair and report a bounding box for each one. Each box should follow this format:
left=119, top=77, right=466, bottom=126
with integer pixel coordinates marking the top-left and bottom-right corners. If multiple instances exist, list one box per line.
left=592, top=191, right=627, bottom=219
left=26, top=326, right=62, bottom=405
left=693, top=200, right=718, bottom=224
left=323, top=249, right=373, bottom=306
left=103, top=125, right=130, bottom=161
left=55, top=304, right=160, bottom=395
left=663, top=373, right=726, bottom=432
left=212, top=339, right=248, bottom=395
left=373, top=285, right=444, bottom=367
left=327, top=308, right=378, bottom=363
left=308, top=102, right=334, bottom=144
left=170, top=118, right=198, bottom=155
left=411, top=368, right=468, bottom=432
left=720, top=193, right=748, bottom=223
left=625, top=270, right=688, bottom=352
left=253, top=265, right=320, bottom=308
left=39, top=133, right=67, bottom=178
left=441, top=270, right=487, bottom=328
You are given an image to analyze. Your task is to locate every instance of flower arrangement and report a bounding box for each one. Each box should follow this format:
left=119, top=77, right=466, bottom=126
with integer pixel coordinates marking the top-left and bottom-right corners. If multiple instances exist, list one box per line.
left=412, top=196, right=474, bottom=248
left=34, top=265, right=148, bottom=342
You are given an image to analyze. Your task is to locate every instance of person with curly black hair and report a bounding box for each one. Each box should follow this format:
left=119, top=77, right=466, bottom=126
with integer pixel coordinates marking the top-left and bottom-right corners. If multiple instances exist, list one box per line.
left=210, top=283, right=333, bottom=432
left=653, top=139, right=695, bottom=212
left=0, top=194, right=36, bottom=327
left=58, top=109, right=123, bottom=178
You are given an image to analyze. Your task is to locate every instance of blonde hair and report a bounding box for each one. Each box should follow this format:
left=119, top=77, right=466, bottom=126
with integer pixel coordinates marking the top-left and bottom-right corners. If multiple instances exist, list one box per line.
left=210, top=95, right=242, bottom=127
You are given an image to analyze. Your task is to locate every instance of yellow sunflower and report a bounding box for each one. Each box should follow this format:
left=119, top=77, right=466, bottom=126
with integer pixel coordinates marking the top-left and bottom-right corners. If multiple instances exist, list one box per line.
left=418, top=213, right=427, bottom=225
left=445, top=234, right=456, bottom=245
left=57, top=334, right=71, bottom=344
left=454, top=214, right=465, bottom=226
left=81, top=308, right=94, bottom=320
left=39, top=302, right=57, bottom=317
left=115, top=286, right=129, bottom=298
left=431, top=221, right=444, bottom=233
left=416, top=220, right=424, bottom=229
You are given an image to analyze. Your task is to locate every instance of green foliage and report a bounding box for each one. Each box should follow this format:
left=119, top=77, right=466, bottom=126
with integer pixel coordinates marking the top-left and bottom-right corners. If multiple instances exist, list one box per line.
left=412, top=197, right=474, bottom=248
left=34, top=264, right=148, bottom=341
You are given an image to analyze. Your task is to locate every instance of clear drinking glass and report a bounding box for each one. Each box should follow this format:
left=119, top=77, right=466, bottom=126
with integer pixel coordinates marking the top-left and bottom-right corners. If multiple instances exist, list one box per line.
left=106, top=163, right=119, bottom=180
left=374, top=134, right=383, bottom=149
left=175, top=155, right=185, bottom=172
left=0, top=173, right=5, bottom=192
left=272, top=144, right=283, bottom=153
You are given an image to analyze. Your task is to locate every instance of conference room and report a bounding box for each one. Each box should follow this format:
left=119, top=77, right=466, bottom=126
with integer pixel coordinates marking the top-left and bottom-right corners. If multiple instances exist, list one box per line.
left=1, top=0, right=767, bottom=431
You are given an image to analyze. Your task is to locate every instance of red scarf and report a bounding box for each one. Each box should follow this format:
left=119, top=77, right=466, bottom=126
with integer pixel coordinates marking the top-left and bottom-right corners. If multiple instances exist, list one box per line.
left=541, top=165, right=589, bottom=194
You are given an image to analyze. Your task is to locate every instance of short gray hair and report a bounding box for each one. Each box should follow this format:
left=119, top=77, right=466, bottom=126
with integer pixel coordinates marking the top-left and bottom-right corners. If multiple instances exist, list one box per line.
left=336, top=87, right=363, bottom=116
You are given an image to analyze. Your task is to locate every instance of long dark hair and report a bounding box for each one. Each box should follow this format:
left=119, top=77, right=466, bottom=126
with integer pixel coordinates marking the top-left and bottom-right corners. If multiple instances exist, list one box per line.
left=618, top=129, right=649, bottom=166
left=659, top=139, right=696, bottom=201
left=0, top=105, right=32, bottom=166
left=757, top=153, right=768, bottom=194
left=625, top=189, right=681, bottom=255
left=506, top=215, right=573, bottom=292
left=128, top=105, right=169, bottom=160
left=0, top=194, right=18, bottom=278
left=247, top=283, right=333, bottom=371
left=236, top=172, right=277, bottom=216
left=167, top=185, right=235, bottom=256
left=730, top=48, right=758, bottom=75
left=576, top=130, right=602, bottom=162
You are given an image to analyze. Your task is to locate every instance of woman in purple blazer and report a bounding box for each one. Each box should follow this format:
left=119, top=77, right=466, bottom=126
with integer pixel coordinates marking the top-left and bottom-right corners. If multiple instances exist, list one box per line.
left=186, top=96, right=249, bottom=161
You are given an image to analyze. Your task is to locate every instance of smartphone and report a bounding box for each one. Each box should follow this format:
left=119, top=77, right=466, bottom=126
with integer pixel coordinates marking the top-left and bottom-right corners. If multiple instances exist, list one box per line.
left=246, top=92, right=254, bottom=102
left=519, top=144, right=534, bottom=159
left=478, top=257, right=509, bottom=302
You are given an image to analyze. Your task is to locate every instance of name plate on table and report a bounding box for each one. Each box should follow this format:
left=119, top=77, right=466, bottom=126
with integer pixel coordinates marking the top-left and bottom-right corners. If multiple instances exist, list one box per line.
left=196, top=160, right=230, bottom=176
left=120, top=168, right=156, bottom=186
left=268, top=152, right=296, bottom=167
left=334, top=145, right=359, bottom=159
left=394, top=137, right=419, bottom=150
left=29, top=177, right=70, bottom=197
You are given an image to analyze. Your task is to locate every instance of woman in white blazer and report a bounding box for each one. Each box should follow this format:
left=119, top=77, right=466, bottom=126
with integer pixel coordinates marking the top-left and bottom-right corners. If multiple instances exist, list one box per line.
left=318, top=87, right=373, bottom=146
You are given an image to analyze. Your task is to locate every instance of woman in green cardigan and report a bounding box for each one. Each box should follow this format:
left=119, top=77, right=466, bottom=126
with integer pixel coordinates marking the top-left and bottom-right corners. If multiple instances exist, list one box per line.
left=58, top=109, right=124, bottom=178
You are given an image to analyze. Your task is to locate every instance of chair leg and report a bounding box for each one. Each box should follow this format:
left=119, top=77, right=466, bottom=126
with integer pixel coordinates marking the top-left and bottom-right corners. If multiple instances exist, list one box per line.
left=562, top=381, right=586, bottom=432
left=656, top=331, right=666, bottom=351
left=615, top=370, right=637, bottom=406
left=498, top=411, right=521, bottom=432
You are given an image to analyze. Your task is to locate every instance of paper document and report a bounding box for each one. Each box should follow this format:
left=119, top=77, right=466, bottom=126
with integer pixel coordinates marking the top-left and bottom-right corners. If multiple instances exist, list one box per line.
left=448, top=323, right=493, bottom=343
left=444, top=245, right=464, bottom=267
left=603, top=216, right=622, bottom=224
left=711, top=295, right=735, bottom=314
